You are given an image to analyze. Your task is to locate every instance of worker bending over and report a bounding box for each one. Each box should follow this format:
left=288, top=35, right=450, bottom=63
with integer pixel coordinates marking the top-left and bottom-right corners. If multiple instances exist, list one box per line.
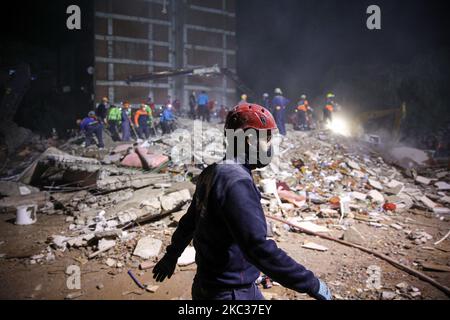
left=79, top=111, right=104, bottom=148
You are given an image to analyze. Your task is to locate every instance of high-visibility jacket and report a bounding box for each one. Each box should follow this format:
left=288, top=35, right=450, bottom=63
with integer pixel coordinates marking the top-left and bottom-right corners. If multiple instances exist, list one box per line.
left=107, top=107, right=122, bottom=121
left=298, top=100, right=309, bottom=112
left=134, top=109, right=149, bottom=126
left=325, top=104, right=334, bottom=112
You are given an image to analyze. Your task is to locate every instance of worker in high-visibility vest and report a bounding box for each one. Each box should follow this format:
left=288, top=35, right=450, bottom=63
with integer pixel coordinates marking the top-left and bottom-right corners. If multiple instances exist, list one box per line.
left=296, top=94, right=310, bottom=131
left=107, top=104, right=122, bottom=141
left=323, top=93, right=335, bottom=125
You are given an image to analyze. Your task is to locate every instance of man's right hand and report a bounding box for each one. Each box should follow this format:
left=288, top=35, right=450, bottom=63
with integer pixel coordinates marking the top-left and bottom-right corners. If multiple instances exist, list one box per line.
left=153, top=254, right=177, bottom=282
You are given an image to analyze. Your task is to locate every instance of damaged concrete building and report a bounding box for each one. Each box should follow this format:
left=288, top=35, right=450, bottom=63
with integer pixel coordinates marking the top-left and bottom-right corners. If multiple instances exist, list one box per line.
left=94, top=0, right=237, bottom=106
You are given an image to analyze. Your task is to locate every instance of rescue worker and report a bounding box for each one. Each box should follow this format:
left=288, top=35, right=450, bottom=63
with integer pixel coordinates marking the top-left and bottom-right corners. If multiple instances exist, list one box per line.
left=96, top=97, right=109, bottom=124
left=80, top=111, right=104, bottom=148
left=323, top=93, right=335, bottom=125
left=106, top=104, right=122, bottom=141
left=239, top=94, right=248, bottom=105
left=121, top=101, right=132, bottom=141
left=272, top=88, right=289, bottom=136
left=189, top=91, right=197, bottom=120
left=297, top=94, right=310, bottom=131
left=134, top=103, right=151, bottom=139
left=160, top=104, right=175, bottom=134
left=153, top=103, right=332, bottom=301
left=197, top=91, right=209, bottom=122
left=144, top=103, right=156, bottom=136
left=261, top=93, right=270, bottom=111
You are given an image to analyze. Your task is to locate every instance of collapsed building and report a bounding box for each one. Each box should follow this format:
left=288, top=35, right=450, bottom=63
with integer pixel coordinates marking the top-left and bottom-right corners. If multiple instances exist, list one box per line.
left=0, top=117, right=449, bottom=300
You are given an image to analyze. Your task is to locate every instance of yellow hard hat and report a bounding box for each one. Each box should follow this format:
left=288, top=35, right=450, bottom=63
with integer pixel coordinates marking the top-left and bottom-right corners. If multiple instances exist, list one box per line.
left=241, top=94, right=248, bottom=101
left=327, top=93, right=335, bottom=99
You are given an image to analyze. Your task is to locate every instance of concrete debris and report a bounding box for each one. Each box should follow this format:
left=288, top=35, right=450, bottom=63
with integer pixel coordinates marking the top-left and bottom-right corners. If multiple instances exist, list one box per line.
left=351, top=192, right=367, bottom=201
left=160, top=189, right=191, bottom=212
left=367, top=190, right=385, bottom=204
left=415, top=176, right=432, bottom=185
left=0, top=181, right=40, bottom=197
left=133, top=237, right=162, bottom=260
left=105, top=258, right=116, bottom=267
left=435, top=181, right=450, bottom=191
left=145, top=285, right=160, bottom=293
left=368, top=179, right=383, bottom=191
left=420, top=196, right=437, bottom=210
left=343, top=226, right=366, bottom=245
left=381, top=291, right=397, bottom=300
left=301, top=242, right=329, bottom=252
left=177, top=246, right=196, bottom=266
left=408, top=231, right=433, bottom=244
left=1, top=117, right=448, bottom=300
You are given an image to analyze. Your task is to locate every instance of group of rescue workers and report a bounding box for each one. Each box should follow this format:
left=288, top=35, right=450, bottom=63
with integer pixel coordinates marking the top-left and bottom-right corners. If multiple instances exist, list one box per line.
left=241, top=89, right=338, bottom=136
left=78, top=97, right=176, bottom=148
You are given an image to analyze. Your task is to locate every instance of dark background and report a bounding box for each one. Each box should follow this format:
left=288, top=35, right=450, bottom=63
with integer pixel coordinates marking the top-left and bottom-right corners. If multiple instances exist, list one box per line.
left=237, top=0, right=450, bottom=137
left=1, top=0, right=450, bottom=139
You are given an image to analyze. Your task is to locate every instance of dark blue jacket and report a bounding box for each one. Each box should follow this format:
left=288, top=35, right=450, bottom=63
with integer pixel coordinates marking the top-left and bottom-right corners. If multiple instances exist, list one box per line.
left=165, top=160, right=320, bottom=294
left=80, top=117, right=100, bottom=132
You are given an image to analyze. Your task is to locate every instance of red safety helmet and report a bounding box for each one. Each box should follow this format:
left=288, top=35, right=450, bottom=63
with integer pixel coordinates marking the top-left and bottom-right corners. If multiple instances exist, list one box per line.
left=225, top=103, right=277, bottom=131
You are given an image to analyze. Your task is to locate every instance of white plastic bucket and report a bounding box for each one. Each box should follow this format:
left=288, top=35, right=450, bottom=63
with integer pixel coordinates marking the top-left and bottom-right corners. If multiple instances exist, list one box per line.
left=15, top=204, right=37, bottom=225
left=261, top=179, right=277, bottom=194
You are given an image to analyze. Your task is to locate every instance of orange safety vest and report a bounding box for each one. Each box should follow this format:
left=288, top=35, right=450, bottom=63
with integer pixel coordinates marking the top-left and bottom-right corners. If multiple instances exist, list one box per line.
left=325, top=104, right=334, bottom=112
left=134, top=109, right=149, bottom=126
left=298, top=105, right=307, bottom=112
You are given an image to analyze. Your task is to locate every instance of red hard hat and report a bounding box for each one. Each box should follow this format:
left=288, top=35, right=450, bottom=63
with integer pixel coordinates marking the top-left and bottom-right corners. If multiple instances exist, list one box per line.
left=225, top=103, right=277, bottom=131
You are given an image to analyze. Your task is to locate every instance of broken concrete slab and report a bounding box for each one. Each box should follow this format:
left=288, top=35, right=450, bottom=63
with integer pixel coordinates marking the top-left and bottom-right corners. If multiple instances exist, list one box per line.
left=367, top=190, right=385, bottom=204
left=96, top=173, right=171, bottom=192
left=368, top=179, right=383, bottom=190
left=177, top=246, right=196, bottom=266
left=133, top=237, right=162, bottom=260
left=346, top=160, right=361, bottom=171
left=415, top=176, right=431, bottom=185
left=351, top=191, right=367, bottom=201
left=302, top=242, right=329, bottom=252
left=0, top=181, right=40, bottom=197
left=420, top=196, right=437, bottom=210
left=435, top=181, right=450, bottom=191
left=160, top=189, right=191, bottom=212
left=294, top=221, right=331, bottom=234
left=343, top=226, right=366, bottom=245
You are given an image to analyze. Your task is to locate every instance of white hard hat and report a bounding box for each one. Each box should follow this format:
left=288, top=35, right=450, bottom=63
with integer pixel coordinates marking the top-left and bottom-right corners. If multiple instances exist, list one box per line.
left=274, top=88, right=282, bottom=95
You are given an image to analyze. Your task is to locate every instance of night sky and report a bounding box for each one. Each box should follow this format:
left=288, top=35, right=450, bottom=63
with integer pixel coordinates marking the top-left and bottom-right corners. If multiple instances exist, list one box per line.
left=236, top=0, right=450, bottom=102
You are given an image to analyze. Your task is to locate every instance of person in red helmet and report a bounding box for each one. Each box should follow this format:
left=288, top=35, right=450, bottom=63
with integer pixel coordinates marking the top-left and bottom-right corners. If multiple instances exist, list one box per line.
left=153, top=103, right=332, bottom=300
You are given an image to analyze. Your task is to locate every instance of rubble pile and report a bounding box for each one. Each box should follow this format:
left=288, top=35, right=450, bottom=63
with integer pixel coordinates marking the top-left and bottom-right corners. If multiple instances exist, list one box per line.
left=0, top=118, right=449, bottom=300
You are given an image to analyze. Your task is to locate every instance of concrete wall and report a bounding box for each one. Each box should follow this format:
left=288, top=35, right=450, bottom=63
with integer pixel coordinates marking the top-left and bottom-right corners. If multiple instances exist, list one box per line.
left=94, top=0, right=236, bottom=108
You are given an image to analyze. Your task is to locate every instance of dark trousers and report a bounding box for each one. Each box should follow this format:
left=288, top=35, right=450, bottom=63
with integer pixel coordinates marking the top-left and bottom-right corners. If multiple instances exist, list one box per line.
left=298, top=111, right=308, bottom=130
left=85, top=124, right=104, bottom=148
left=137, top=124, right=150, bottom=139
left=192, top=279, right=265, bottom=300
left=199, top=105, right=209, bottom=122
left=323, top=110, right=332, bottom=124
left=161, top=121, right=174, bottom=134
left=108, top=121, right=121, bottom=141
left=189, top=106, right=197, bottom=120
left=274, top=112, right=286, bottom=136
left=121, top=120, right=131, bottom=141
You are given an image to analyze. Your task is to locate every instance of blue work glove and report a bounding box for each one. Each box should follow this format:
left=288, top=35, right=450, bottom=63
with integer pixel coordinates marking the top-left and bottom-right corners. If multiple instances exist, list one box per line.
left=311, top=279, right=332, bottom=300
left=152, top=254, right=177, bottom=282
